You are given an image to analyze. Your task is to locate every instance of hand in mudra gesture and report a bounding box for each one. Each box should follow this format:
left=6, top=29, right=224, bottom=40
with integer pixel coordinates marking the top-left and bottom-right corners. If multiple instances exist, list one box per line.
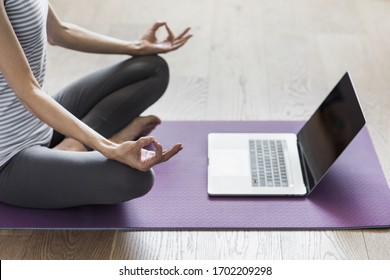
left=114, top=136, right=183, bottom=171
left=133, top=22, right=192, bottom=55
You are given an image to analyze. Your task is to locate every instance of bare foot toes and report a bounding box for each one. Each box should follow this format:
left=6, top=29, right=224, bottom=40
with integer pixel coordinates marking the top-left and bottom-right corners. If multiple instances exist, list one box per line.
left=136, top=115, right=161, bottom=138
left=111, top=115, right=161, bottom=143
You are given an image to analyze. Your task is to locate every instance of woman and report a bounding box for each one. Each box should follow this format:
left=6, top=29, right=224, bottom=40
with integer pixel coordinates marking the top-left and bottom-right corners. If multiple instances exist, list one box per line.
left=0, top=0, right=192, bottom=208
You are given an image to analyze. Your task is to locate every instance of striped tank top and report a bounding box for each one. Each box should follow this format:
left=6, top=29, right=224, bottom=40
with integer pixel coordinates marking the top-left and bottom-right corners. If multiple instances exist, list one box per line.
left=0, top=0, right=53, bottom=167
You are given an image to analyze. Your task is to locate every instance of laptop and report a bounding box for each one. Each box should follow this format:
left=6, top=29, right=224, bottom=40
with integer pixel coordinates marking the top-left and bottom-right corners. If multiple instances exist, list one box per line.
left=208, top=72, right=366, bottom=196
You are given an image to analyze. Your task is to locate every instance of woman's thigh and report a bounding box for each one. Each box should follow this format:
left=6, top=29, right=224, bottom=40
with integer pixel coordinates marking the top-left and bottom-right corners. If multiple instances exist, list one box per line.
left=0, top=146, right=154, bottom=209
left=50, top=55, right=169, bottom=145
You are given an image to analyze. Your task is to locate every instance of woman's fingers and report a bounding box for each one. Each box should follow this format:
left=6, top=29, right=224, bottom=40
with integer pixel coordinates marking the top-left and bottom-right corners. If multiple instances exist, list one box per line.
left=141, top=23, right=192, bottom=54
left=161, top=143, right=183, bottom=162
left=151, top=21, right=166, bottom=32
left=147, top=142, right=182, bottom=165
left=164, top=24, right=175, bottom=41
left=164, top=24, right=191, bottom=43
left=132, top=137, right=183, bottom=170
left=142, top=22, right=166, bottom=41
left=152, top=140, right=163, bottom=161
left=135, top=136, right=155, bottom=150
left=175, top=35, right=192, bottom=47
left=176, top=27, right=191, bottom=40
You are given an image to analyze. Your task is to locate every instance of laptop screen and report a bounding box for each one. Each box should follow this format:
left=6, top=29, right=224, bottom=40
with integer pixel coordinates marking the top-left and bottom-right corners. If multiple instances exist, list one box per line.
left=297, top=72, right=366, bottom=192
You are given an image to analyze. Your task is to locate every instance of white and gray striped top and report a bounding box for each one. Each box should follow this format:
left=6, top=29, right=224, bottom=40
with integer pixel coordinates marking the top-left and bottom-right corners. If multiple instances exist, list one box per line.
left=0, top=0, right=53, bottom=167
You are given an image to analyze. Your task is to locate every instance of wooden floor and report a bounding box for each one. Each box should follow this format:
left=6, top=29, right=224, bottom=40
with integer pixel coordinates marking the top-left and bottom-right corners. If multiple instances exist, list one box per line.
left=1, top=0, right=389, bottom=259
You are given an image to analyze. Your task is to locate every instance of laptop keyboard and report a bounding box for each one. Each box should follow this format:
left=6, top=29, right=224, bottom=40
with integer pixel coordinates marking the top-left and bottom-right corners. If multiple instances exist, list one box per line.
left=249, top=140, right=289, bottom=187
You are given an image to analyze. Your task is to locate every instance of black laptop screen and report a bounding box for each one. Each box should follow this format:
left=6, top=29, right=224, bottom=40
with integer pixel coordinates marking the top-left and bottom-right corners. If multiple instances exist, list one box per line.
left=297, top=72, right=366, bottom=192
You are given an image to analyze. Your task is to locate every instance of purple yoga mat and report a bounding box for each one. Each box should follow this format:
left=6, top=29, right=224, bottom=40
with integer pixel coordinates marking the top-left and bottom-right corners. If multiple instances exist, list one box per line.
left=0, top=121, right=389, bottom=229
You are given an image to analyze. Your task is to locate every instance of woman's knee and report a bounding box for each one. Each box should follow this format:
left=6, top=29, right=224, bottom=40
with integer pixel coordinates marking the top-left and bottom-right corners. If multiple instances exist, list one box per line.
left=118, top=168, right=155, bottom=201
left=136, top=168, right=155, bottom=197
left=134, top=55, right=169, bottom=88
left=147, top=55, right=169, bottom=91
left=146, top=55, right=169, bottom=76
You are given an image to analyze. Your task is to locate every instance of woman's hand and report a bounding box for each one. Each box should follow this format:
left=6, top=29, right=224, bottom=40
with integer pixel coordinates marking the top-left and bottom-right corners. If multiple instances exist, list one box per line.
left=47, top=6, right=192, bottom=56
left=132, top=22, right=192, bottom=56
left=113, top=136, right=183, bottom=171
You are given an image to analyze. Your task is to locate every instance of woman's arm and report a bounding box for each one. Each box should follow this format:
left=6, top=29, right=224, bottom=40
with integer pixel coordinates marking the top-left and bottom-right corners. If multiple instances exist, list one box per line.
left=0, top=3, right=182, bottom=171
left=0, top=3, right=113, bottom=154
left=46, top=4, right=192, bottom=56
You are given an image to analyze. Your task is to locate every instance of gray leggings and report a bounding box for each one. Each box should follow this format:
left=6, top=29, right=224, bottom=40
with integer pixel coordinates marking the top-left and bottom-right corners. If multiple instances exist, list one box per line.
left=0, top=55, right=169, bottom=209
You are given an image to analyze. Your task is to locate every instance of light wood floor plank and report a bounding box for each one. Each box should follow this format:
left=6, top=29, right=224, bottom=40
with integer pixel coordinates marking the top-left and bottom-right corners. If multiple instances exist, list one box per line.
left=207, top=0, right=269, bottom=120
left=195, top=231, right=282, bottom=260
left=363, top=230, right=390, bottom=259
left=280, top=231, right=369, bottom=260
left=111, top=231, right=197, bottom=259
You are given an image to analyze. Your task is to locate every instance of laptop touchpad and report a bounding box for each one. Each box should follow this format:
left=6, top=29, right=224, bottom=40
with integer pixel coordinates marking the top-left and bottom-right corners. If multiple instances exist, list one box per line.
left=209, top=149, right=249, bottom=177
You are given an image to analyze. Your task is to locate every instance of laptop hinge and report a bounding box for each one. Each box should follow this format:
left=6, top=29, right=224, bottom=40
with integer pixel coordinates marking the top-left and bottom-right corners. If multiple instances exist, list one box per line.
left=297, top=140, right=311, bottom=193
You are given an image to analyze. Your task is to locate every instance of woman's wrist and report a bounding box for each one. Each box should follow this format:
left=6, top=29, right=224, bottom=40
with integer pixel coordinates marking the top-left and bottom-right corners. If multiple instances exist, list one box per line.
left=125, top=40, right=144, bottom=56
left=100, top=140, right=120, bottom=160
left=87, top=134, right=119, bottom=160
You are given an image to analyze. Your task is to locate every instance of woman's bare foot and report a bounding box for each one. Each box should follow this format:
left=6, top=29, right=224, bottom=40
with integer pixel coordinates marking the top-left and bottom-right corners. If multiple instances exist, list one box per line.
left=53, top=137, right=87, bottom=152
left=52, top=115, right=161, bottom=152
left=110, top=115, right=161, bottom=144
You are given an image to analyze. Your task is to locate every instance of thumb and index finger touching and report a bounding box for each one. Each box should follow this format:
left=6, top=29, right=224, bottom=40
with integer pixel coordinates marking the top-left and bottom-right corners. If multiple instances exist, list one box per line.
left=136, top=136, right=183, bottom=162
left=151, top=21, right=192, bottom=40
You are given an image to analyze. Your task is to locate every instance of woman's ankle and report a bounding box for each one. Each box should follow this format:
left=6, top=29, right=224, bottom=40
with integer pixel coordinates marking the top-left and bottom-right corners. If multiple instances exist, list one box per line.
left=53, top=138, right=88, bottom=152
